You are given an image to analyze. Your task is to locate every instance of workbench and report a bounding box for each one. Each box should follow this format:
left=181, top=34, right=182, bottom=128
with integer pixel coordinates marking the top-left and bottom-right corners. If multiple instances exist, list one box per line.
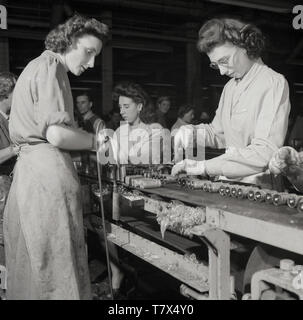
left=83, top=173, right=303, bottom=299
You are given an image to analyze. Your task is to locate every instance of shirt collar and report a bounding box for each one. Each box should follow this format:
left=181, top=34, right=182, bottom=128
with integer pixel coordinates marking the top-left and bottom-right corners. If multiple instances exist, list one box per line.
left=42, top=50, right=66, bottom=69
left=82, top=110, right=94, bottom=120
left=233, top=58, right=264, bottom=84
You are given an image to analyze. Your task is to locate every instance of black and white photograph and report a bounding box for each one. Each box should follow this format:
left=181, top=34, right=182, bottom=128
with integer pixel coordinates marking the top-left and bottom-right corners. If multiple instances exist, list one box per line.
left=1, top=0, right=303, bottom=304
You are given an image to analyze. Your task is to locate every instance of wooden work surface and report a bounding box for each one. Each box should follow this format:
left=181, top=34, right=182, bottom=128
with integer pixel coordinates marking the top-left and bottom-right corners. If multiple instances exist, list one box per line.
left=136, top=184, right=303, bottom=230
left=132, top=184, right=303, bottom=255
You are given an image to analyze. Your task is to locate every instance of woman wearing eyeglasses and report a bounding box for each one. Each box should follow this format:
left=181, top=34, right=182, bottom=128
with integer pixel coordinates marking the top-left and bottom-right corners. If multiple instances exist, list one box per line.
left=172, top=18, right=290, bottom=188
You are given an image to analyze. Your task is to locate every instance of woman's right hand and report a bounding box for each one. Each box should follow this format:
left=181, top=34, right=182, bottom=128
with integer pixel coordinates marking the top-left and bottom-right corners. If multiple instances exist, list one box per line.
left=96, top=130, right=110, bottom=153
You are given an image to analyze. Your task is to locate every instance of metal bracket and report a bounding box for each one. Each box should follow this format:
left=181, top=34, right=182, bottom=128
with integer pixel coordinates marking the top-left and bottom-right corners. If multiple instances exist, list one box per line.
left=191, top=223, right=231, bottom=300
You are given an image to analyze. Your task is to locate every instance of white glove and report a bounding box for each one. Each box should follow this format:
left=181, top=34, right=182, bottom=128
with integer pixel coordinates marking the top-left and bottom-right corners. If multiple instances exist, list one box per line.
left=269, top=146, right=300, bottom=175
left=171, top=159, right=206, bottom=176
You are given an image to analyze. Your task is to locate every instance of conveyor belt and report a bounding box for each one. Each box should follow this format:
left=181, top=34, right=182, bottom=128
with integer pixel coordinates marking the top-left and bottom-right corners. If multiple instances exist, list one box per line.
left=134, top=184, right=303, bottom=230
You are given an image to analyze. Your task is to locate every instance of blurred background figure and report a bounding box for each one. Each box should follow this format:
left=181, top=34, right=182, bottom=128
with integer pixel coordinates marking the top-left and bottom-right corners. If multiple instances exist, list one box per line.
left=199, top=110, right=210, bottom=124
left=171, top=104, right=195, bottom=132
left=155, top=96, right=171, bottom=129
left=106, top=107, right=122, bottom=131
left=287, top=113, right=303, bottom=151
left=0, top=71, right=19, bottom=289
left=76, top=91, right=105, bottom=134
left=0, top=72, right=20, bottom=175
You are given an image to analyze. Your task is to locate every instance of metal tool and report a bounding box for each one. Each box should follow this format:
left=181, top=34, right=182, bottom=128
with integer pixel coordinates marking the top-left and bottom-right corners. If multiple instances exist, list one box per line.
left=95, top=123, right=114, bottom=300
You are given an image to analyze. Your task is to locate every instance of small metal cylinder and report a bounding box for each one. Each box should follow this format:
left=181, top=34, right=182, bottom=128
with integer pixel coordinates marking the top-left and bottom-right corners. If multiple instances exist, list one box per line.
left=231, top=185, right=239, bottom=198
left=287, top=194, right=300, bottom=208
left=219, top=185, right=226, bottom=196
left=297, top=197, right=303, bottom=213
left=265, top=190, right=276, bottom=204
left=225, top=185, right=231, bottom=197
left=237, top=186, right=250, bottom=199
left=272, top=192, right=289, bottom=206
left=254, top=189, right=267, bottom=202
left=247, top=187, right=259, bottom=201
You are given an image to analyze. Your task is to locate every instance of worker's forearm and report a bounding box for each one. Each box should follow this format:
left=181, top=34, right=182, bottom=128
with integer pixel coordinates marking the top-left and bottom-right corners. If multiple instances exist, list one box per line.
left=46, top=125, right=94, bottom=151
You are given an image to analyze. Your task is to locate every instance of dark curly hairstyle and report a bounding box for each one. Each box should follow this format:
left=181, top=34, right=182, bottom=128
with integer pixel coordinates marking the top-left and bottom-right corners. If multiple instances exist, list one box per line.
left=45, top=13, right=109, bottom=54
left=178, top=104, right=194, bottom=118
left=0, top=72, right=17, bottom=101
left=197, top=18, right=266, bottom=60
left=113, top=82, right=157, bottom=124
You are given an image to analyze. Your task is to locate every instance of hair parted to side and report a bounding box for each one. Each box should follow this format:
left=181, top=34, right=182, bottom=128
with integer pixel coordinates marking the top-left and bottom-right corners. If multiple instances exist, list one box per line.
left=113, top=81, right=157, bottom=124
left=0, top=72, right=18, bottom=101
left=197, top=18, right=266, bottom=59
left=45, top=13, right=109, bottom=54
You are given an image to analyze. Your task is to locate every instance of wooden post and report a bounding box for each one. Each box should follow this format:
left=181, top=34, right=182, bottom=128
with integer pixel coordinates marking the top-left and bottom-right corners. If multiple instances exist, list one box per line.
left=101, top=10, right=113, bottom=116
left=186, top=23, right=202, bottom=108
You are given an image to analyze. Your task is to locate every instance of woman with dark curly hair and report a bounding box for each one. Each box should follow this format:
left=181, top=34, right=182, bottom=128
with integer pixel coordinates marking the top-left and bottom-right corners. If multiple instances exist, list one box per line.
left=101, top=81, right=165, bottom=165
left=98, top=81, right=168, bottom=297
left=172, top=18, right=290, bottom=189
left=3, top=14, right=108, bottom=300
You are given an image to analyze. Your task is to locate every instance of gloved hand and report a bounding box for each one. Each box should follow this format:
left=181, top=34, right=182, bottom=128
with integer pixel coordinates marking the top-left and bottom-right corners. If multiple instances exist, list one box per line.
left=171, top=159, right=206, bottom=176
left=96, top=129, right=111, bottom=153
left=269, top=146, right=301, bottom=176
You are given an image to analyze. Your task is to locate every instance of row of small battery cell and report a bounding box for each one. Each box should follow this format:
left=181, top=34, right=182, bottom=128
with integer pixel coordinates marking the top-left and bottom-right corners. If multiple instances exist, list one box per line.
left=177, top=177, right=303, bottom=213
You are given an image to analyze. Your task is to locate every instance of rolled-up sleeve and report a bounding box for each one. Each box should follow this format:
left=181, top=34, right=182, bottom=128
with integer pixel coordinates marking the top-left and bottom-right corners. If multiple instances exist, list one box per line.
left=205, top=75, right=290, bottom=178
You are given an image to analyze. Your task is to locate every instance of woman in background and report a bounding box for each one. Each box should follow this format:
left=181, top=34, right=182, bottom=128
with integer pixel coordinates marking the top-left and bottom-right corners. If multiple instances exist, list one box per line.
left=4, top=14, right=108, bottom=300
left=102, top=82, right=166, bottom=166
left=155, top=96, right=171, bottom=129
left=171, top=104, right=195, bottom=133
left=98, top=82, right=168, bottom=296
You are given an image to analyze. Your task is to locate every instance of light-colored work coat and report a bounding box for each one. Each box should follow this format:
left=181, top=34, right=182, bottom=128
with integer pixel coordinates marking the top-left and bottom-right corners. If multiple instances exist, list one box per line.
left=198, top=59, right=290, bottom=187
left=3, top=50, right=91, bottom=300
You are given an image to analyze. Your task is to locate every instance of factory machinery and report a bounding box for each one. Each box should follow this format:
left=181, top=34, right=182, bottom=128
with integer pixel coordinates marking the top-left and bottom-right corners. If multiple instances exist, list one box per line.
left=81, top=162, right=303, bottom=300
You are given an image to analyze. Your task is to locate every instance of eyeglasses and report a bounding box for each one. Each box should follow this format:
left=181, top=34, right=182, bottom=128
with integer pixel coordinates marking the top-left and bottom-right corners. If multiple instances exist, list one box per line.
left=209, top=49, right=238, bottom=70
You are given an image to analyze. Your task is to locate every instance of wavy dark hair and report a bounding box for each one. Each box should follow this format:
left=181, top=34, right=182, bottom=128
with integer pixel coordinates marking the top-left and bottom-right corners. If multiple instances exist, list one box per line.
left=197, top=18, right=266, bottom=59
left=178, top=104, right=194, bottom=118
left=0, top=72, right=17, bottom=101
left=45, top=13, right=109, bottom=54
left=113, top=82, right=156, bottom=124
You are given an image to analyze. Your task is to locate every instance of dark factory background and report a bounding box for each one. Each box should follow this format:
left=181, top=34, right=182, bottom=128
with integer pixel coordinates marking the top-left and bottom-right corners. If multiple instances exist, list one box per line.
left=2, top=0, right=303, bottom=301
left=0, top=0, right=302, bottom=127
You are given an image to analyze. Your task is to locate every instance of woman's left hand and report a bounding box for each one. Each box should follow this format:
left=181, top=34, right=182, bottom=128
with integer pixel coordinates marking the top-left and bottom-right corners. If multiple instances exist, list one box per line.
left=171, top=159, right=206, bottom=176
